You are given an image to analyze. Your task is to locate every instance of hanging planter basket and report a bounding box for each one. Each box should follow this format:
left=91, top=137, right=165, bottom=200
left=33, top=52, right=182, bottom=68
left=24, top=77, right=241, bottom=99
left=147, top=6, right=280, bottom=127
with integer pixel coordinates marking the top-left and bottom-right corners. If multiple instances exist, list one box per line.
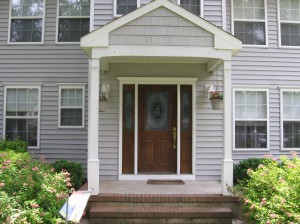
left=210, top=99, right=223, bottom=110
left=99, top=100, right=108, bottom=112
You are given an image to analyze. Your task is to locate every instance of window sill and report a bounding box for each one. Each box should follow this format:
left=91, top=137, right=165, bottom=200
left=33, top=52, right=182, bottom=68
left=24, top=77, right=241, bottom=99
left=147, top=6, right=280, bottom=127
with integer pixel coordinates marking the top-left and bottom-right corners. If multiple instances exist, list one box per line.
left=233, top=148, right=270, bottom=152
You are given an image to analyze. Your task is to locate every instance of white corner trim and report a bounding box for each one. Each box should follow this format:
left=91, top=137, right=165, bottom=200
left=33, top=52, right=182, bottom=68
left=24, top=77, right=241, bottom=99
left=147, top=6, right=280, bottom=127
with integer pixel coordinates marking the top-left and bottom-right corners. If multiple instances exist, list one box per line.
left=222, top=0, right=226, bottom=30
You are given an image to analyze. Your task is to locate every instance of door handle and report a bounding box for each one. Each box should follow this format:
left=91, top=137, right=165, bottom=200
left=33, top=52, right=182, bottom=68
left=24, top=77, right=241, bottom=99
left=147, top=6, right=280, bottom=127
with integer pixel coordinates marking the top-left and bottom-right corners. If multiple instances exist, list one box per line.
left=173, top=127, right=177, bottom=149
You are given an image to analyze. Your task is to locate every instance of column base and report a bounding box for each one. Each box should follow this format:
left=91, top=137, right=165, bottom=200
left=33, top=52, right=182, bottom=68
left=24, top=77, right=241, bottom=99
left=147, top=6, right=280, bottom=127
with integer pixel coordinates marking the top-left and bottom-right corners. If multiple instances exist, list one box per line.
left=88, top=159, right=100, bottom=195
left=221, top=159, right=233, bottom=195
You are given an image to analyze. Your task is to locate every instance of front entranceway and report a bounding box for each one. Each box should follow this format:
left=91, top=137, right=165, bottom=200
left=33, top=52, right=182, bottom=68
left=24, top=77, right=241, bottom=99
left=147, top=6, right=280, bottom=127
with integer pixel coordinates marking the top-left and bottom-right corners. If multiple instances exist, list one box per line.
left=120, top=78, right=195, bottom=178
left=138, top=85, right=177, bottom=173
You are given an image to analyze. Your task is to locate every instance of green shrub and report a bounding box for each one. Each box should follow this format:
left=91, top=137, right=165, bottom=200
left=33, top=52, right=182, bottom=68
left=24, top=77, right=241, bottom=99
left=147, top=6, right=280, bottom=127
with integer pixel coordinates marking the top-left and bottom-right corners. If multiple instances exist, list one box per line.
left=52, top=160, right=83, bottom=190
left=233, top=157, right=269, bottom=184
left=0, top=138, right=28, bottom=153
left=0, top=150, right=70, bottom=223
left=236, top=153, right=300, bottom=224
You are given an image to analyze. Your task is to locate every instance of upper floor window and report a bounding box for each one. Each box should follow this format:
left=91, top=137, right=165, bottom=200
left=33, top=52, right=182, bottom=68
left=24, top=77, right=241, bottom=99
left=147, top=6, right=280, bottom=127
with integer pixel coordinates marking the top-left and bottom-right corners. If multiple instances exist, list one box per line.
left=178, top=0, right=201, bottom=15
left=232, top=0, right=267, bottom=46
left=114, top=0, right=139, bottom=17
left=281, top=89, right=300, bottom=149
left=234, top=89, right=268, bottom=150
left=57, top=0, right=90, bottom=43
left=9, top=0, right=45, bottom=43
left=279, top=0, right=300, bottom=46
left=4, top=86, right=41, bottom=148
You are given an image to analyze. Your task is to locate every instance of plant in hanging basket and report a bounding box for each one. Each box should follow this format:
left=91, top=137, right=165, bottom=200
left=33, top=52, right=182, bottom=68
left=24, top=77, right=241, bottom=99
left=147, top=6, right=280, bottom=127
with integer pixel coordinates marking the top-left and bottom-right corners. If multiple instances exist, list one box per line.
left=209, top=91, right=223, bottom=100
left=209, top=91, right=223, bottom=110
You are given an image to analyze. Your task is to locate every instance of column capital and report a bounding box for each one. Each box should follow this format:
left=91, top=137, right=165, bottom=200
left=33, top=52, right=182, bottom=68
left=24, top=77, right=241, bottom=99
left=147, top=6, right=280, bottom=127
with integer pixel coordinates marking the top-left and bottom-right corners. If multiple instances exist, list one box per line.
left=91, top=58, right=100, bottom=69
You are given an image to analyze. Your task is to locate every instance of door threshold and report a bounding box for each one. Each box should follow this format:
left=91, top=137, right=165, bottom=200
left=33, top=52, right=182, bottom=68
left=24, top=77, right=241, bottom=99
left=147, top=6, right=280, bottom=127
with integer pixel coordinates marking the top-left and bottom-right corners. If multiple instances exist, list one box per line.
left=118, top=174, right=195, bottom=181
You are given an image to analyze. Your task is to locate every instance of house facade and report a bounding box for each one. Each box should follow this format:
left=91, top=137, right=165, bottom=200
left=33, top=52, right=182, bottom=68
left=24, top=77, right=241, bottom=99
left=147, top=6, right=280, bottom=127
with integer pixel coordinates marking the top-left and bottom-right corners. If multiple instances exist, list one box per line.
left=0, top=0, right=299, bottom=195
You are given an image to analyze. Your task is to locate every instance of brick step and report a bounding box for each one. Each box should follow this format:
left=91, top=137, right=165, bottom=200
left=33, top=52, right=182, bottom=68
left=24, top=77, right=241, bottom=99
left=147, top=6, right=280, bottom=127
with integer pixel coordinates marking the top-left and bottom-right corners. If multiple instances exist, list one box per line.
left=90, top=205, right=233, bottom=218
left=86, top=205, right=234, bottom=224
left=89, top=194, right=240, bottom=203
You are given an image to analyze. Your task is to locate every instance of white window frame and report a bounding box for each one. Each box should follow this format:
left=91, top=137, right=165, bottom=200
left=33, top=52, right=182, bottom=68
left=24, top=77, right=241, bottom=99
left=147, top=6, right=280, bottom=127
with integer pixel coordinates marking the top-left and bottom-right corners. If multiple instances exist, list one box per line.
left=231, top=0, right=268, bottom=47
left=177, top=0, right=203, bottom=16
left=280, top=87, right=300, bottom=151
left=3, top=85, right=41, bottom=149
left=56, top=0, right=90, bottom=44
left=8, top=0, right=46, bottom=44
left=58, top=84, right=86, bottom=129
left=277, top=0, right=300, bottom=49
left=113, top=0, right=141, bottom=17
left=233, top=88, right=269, bottom=151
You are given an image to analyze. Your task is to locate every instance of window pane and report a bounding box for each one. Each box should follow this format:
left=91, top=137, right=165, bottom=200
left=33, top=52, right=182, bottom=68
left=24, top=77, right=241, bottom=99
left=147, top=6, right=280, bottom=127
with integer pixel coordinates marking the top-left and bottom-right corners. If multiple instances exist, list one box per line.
left=11, top=0, right=44, bottom=17
left=58, top=18, right=90, bottom=42
left=6, top=118, right=38, bottom=147
left=61, top=88, right=83, bottom=107
left=59, top=0, right=90, bottom=16
left=6, top=88, right=39, bottom=117
left=235, top=121, right=267, bottom=148
left=234, top=0, right=265, bottom=19
left=181, top=0, right=200, bottom=15
left=235, top=91, right=267, bottom=119
left=10, top=19, right=42, bottom=42
left=182, top=91, right=191, bottom=130
left=281, top=23, right=300, bottom=46
left=61, top=109, right=83, bottom=126
left=283, top=91, right=300, bottom=119
left=117, top=0, right=137, bottom=15
left=280, top=0, right=300, bottom=21
left=283, top=121, right=300, bottom=148
left=234, top=21, right=266, bottom=45
left=146, top=91, right=169, bottom=130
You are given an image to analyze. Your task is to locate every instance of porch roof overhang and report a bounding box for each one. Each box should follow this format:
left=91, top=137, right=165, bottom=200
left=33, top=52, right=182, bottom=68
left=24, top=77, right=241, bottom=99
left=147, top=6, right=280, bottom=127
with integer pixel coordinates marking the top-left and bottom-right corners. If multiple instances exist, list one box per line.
left=81, top=0, right=242, bottom=73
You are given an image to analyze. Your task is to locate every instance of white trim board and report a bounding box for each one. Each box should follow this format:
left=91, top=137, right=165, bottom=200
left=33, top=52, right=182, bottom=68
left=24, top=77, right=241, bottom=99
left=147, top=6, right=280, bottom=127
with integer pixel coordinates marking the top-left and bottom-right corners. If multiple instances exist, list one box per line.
left=117, top=77, right=198, bottom=180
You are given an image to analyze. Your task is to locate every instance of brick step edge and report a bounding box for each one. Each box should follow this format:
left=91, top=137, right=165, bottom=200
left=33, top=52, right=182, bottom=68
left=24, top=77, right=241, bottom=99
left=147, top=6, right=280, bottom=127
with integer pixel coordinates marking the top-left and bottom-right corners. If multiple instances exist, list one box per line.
left=89, top=194, right=240, bottom=203
left=89, top=205, right=233, bottom=218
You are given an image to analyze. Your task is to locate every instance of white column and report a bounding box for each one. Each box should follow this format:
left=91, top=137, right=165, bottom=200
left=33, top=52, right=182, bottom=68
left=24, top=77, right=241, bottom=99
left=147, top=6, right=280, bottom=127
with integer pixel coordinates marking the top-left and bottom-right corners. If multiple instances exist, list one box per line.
left=87, top=58, right=100, bottom=195
left=222, top=60, right=233, bottom=195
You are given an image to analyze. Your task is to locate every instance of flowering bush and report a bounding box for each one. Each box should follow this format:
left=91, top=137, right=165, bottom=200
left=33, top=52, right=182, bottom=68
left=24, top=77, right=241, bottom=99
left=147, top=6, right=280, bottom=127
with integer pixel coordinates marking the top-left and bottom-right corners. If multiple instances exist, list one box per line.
left=235, top=152, right=300, bottom=224
left=0, top=150, right=71, bottom=223
left=209, top=91, right=223, bottom=100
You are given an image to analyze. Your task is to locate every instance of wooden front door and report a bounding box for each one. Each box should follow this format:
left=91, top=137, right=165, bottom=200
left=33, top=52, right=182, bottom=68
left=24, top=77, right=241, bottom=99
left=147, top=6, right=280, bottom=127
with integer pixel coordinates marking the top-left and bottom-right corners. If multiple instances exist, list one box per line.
left=138, top=85, right=177, bottom=173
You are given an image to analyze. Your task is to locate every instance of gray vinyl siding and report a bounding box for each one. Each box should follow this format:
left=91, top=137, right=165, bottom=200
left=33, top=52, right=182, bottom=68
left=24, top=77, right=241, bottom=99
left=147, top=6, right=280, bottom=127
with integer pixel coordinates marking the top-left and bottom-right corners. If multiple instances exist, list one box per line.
left=0, top=0, right=89, bottom=173
left=227, top=0, right=300, bottom=162
left=109, top=7, right=214, bottom=47
left=203, top=0, right=223, bottom=28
